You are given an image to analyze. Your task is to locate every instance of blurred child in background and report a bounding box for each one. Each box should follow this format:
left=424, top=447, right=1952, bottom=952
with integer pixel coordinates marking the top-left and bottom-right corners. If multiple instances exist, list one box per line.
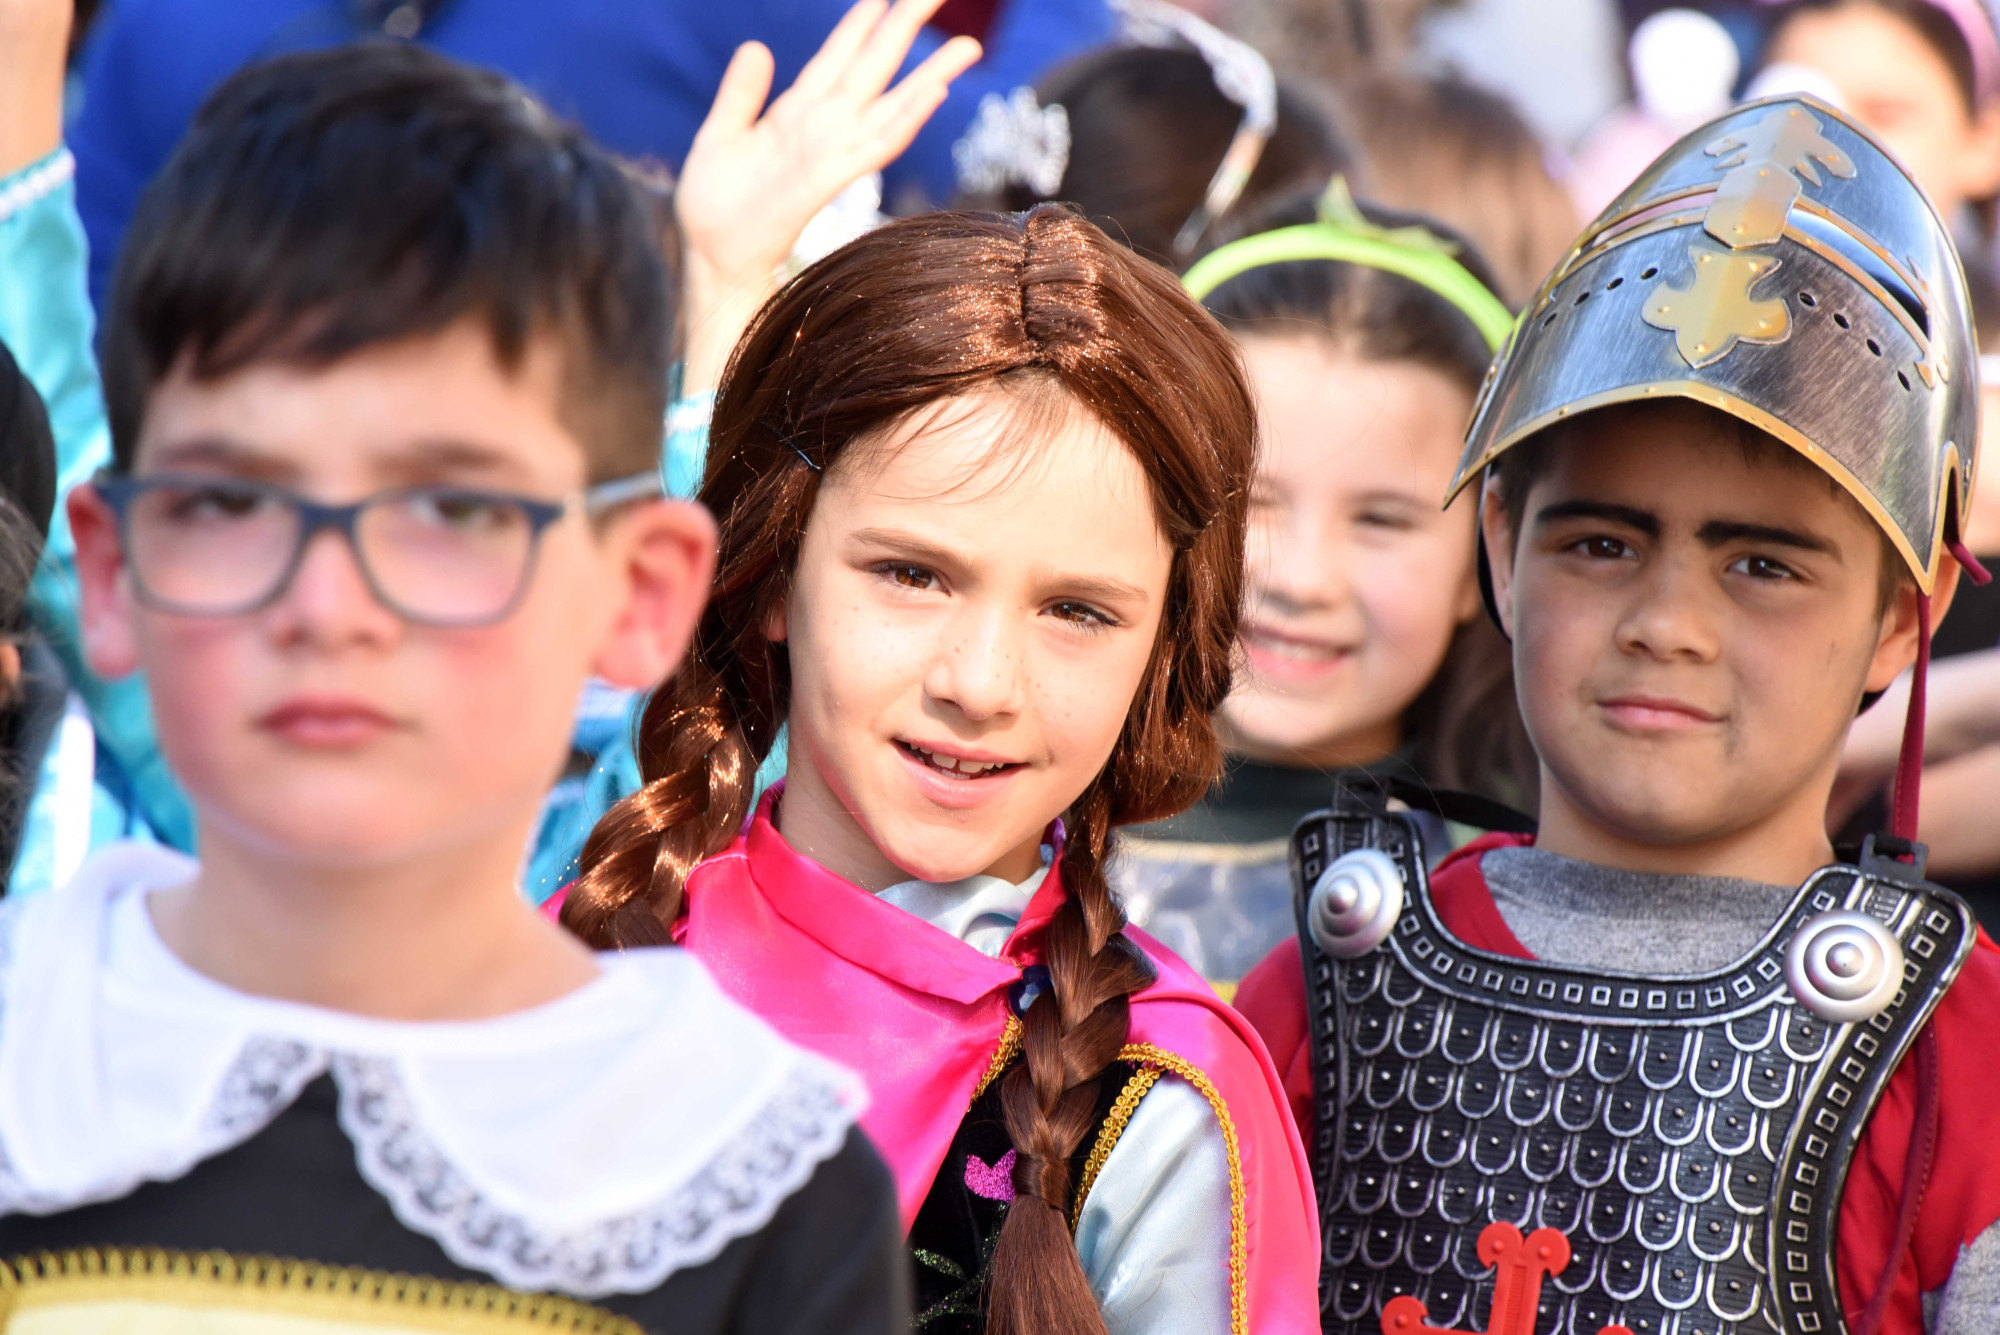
left=1758, top=0, right=2000, bottom=251
left=0, top=342, right=63, bottom=881
left=1111, top=184, right=1532, bottom=993
left=952, top=0, right=1353, bottom=268
left=1340, top=72, right=1581, bottom=307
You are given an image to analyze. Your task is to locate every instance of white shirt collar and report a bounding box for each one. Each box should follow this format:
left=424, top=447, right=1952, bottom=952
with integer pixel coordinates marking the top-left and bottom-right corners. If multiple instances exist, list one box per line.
left=0, top=842, right=866, bottom=1297
left=876, top=859, right=1053, bottom=959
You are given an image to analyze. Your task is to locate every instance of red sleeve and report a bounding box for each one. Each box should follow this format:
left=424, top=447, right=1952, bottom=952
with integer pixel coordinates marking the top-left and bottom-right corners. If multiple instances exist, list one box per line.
left=1235, top=939, right=1314, bottom=1138
left=1837, top=928, right=2000, bottom=1333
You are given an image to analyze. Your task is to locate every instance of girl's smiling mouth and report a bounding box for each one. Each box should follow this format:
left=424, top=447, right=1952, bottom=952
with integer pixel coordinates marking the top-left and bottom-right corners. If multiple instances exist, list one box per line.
left=896, top=740, right=1023, bottom=778
left=1241, top=621, right=1356, bottom=679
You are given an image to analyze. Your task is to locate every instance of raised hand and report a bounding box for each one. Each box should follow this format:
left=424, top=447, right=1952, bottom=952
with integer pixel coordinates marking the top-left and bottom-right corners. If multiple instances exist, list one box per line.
left=0, top=0, right=72, bottom=178
left=677, top=0, right=982, bottom=393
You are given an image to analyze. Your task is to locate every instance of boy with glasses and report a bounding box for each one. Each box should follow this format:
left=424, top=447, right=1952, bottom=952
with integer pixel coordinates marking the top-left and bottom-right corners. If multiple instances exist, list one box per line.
left=0, top=37, right=908, bottom=1332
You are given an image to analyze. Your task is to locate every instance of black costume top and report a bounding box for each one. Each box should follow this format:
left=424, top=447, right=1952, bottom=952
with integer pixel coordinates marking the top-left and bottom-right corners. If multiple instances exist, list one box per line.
left=0, top=844, right=908, bottom=1334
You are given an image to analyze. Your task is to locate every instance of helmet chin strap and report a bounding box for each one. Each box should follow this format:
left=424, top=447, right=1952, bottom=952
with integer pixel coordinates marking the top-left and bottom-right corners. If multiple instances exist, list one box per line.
left=1888, top=540, right=1993, bottom=846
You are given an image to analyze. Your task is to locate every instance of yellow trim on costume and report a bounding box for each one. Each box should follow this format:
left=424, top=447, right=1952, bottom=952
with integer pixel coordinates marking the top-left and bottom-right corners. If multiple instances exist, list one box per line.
left=1069, top=1066, right=1164, bottom=1229
left=1115, top=1044, right=1249, bottom=1335
left=0, top=1250, right=643, bottom=1333
left=972, top=1018, right=1023, bottom=1102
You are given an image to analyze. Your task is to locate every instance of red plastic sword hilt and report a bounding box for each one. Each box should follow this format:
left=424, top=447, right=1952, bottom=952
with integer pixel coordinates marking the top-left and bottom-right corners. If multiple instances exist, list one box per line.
left=1377, top=1221, right=1635, bottom=1335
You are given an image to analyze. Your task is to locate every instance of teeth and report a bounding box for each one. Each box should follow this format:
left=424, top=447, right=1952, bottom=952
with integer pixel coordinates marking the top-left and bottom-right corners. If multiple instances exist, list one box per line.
left=912, top=745, right=1002, bottom=776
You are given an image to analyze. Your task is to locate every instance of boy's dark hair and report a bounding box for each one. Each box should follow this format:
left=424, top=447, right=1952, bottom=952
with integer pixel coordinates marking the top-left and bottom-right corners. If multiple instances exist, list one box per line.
left=101, top=42, right=673, bottom=481
left=1491, top=403, right=1909, bottom=614
left=956, top=46, right=1355, bottom=269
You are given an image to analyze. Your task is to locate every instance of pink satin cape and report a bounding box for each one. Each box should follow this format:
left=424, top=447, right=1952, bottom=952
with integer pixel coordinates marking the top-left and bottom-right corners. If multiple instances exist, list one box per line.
left=673, top=791, right=1321, bottom=1334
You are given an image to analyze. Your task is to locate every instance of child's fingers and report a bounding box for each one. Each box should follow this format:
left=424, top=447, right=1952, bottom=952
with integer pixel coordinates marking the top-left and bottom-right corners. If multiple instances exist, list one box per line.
left=694, top=41, right=776, bottom=142
left=859, top=38, right=978, bottom=143
left=837, top=0, right=953, bottom=101
left=790, top=0, right=890, bottom=103
left=898, top=34, right=981, bottom=95
left=855, top=74, right=955, bottom=166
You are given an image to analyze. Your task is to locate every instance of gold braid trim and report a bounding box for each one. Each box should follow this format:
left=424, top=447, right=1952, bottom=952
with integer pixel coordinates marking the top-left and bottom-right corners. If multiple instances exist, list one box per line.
left=1114, top=1044, right=1249, bottom=1335
left=971, top=1017, right=1023, bottom=1102
left=0, top=1249, right=645, bottom=1333
left=1068, top=1065, right=1163, bottom=1229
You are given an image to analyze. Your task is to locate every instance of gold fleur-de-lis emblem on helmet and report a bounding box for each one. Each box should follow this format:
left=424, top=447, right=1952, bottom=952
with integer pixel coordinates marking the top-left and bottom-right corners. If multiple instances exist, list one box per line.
left=1702, top=104, right=1856, bottom=248
left=1643, top=240, right=1790, bottom=367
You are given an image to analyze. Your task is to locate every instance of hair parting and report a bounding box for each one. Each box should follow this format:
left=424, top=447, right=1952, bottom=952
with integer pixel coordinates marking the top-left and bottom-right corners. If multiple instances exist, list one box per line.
left=565, top=205, right=1255, bottom=1331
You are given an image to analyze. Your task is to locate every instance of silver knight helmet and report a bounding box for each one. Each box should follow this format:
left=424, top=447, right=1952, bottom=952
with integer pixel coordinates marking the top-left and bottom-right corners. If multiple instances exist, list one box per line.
left=1449, top=95, right=1979, bottom=594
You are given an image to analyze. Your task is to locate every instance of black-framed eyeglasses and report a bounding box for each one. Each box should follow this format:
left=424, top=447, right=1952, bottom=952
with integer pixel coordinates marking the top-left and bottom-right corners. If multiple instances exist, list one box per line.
left=93, top=470, right=664, bottom=628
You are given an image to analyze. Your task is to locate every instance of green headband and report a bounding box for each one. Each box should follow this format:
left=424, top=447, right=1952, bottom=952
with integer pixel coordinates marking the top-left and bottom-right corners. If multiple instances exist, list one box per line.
left=1180, top=179, right=1517, bottom=352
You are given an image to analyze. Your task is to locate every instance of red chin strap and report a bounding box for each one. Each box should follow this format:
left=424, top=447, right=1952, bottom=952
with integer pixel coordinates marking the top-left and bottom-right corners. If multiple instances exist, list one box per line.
left=1888, top=540, right=1993, bottom=845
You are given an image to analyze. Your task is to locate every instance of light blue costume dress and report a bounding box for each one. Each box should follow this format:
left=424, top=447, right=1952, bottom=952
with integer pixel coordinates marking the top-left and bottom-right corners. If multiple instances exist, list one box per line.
left=0, top=145, right=715, bottom=900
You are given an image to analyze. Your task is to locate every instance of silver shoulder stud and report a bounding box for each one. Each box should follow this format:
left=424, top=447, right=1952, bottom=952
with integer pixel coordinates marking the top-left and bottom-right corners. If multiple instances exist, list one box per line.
left=1308, top=848, right=1405, bottom=959
left=1784, top=909, right=1904, bottom=1023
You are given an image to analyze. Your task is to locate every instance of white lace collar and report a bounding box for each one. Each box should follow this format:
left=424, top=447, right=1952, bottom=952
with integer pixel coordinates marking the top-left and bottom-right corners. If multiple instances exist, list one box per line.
left=0, top=842, right=867, bottom=1298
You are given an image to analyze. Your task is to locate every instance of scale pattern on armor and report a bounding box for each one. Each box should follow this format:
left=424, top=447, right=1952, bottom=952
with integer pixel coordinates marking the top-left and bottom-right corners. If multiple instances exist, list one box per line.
left=1290, top=810, right=1974, bottom=1335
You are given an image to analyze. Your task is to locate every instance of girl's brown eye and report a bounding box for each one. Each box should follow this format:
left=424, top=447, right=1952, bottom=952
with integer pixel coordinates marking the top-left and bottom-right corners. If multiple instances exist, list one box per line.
left=889, top=564, right=933, bottom=589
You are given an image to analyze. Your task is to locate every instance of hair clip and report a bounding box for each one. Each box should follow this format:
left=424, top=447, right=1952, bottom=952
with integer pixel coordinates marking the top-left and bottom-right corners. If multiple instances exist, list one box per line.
left=785, top=437, right=822, bottom=473
left=953, top=86, right=1073, bottom=196
left=1111, top=0, right=1278, bottom=255
left=1315, top=177, right=1461, bottom=256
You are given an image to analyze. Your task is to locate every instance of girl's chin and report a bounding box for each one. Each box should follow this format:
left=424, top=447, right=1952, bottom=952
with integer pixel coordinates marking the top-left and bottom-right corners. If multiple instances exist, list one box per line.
left=877, top=823, right=1048, bottom=887
left=1219, top=706, right=1370, bottom=766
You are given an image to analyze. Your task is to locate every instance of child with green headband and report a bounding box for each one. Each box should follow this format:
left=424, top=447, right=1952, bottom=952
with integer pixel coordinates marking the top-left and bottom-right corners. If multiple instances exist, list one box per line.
left=1110, top=182, right=1532, bottom=996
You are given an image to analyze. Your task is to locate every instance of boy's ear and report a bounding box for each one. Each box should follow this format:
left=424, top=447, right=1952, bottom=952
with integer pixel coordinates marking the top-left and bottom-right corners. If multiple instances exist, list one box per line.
left=1863, top=557, right=1962, bottom=694
left=1478, top=479, right=1518, bottom=640
left=587, top=499, right=719, bottom=691
left=68, top=485, right=142, bottom=679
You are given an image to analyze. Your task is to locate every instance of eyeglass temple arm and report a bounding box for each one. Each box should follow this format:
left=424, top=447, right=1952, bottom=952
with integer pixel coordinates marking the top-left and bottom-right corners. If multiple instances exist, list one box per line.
left=583, top=472, right=668, bottom=512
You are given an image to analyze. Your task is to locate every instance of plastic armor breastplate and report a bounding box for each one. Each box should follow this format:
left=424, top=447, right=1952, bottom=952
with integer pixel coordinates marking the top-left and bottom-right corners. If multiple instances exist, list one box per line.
left=1291, top=806, right=1975, bottom=1335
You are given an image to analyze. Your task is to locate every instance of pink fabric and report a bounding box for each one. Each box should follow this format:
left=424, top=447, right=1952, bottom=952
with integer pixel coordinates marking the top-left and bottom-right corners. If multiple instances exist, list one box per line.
left=680, top=790, right=1322, bottom=1333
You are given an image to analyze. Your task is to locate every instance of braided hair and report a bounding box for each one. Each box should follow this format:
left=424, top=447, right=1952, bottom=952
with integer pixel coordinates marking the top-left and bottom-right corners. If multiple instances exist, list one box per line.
left=564, top=205, right=1255, bottom=1333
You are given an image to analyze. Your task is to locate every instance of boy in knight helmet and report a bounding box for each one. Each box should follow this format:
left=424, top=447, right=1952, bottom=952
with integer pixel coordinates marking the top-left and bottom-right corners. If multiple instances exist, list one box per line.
left=1238, top=94, right=2000, bottom=1335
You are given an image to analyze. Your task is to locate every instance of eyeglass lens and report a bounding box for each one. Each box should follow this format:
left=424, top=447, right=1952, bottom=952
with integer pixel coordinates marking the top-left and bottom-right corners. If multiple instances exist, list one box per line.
left=123, top=480, right=542, bottom=625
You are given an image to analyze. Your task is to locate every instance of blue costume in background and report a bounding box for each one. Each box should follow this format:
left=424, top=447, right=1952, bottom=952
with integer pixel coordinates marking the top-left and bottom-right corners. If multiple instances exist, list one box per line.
left=67, top=0, right=1114, bottom=308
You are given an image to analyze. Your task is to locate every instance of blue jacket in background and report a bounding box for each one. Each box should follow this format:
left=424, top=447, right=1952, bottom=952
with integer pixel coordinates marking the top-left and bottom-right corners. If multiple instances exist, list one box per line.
left=69, top=0, right=1114, bottom=308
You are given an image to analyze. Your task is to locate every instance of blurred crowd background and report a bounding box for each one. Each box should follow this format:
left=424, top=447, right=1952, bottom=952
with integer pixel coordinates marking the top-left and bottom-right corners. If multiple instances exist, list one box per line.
left=47, top=0, right=2000, bottom=309
left=26, top=0, right=2000, bottom=933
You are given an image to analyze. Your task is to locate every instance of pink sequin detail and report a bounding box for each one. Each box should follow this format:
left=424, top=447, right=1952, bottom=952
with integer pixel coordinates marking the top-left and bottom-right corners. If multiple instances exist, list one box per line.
left=964, top=1149, right=1017, bottom=1201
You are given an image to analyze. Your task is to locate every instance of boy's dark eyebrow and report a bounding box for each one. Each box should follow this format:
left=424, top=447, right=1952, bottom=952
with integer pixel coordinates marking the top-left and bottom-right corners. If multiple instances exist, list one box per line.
left=1531, top=499, right=1661, bottom=537
left=1694, top=520, right=1838, bottom=555
left=377, top=438, right=542, bottom=487
left=847, top=526, right=1151, bottom=605
left=144, top=436, right=300, bottom=483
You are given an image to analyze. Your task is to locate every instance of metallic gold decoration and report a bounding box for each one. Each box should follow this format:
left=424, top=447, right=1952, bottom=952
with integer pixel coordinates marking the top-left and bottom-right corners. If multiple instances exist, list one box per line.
left=0, top=1249, right=644, bottom=1333
left=1643, top=241, right=1790, bottom=366
left=1118, top=1044, right=1249, bottom=1335
left=1449, top=95, right=1978, bottom=592
left=1703, top=104, right=1856, bottom=249
left=1070, top=1065, right=1163, bottom=1227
